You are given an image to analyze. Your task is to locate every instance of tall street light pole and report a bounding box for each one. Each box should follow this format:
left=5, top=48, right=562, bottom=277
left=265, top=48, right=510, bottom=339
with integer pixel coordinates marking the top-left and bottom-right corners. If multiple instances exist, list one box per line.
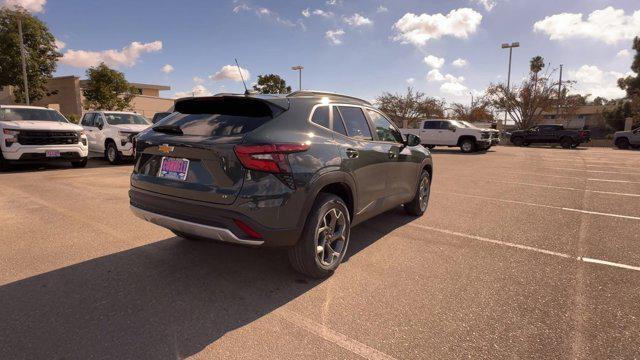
left=291, top=66, right=303, bottom=91
left=501, top=42, right=519, bottom=127
left=556, top=64, right=563, bottom=119
left=17, top=17, right=30, bottom=105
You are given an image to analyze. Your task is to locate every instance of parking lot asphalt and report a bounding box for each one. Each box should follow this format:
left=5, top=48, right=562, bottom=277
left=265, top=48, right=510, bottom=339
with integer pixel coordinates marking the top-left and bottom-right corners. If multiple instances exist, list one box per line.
left=1, top=146, right=639, bottom=359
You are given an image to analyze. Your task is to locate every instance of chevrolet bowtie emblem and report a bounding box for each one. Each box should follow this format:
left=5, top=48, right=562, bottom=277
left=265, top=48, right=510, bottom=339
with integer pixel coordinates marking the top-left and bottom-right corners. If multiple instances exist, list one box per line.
left=158, top=144, right=174, bottom=154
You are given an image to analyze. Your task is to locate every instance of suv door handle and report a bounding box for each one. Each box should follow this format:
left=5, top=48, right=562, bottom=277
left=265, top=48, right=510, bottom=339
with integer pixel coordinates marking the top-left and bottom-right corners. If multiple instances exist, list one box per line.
left=346, top=148, right=359, bottom=158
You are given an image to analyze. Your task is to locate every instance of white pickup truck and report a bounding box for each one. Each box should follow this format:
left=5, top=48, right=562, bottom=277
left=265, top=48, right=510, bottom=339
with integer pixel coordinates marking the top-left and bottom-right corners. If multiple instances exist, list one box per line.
left=401, top=119, right=499, bottom=153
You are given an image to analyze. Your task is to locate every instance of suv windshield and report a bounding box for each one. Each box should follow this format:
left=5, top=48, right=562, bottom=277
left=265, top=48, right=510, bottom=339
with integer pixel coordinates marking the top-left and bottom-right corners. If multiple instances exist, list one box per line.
left=104, top=113, right=149, bottom=125
left=0, top=108, right=69, bottom=122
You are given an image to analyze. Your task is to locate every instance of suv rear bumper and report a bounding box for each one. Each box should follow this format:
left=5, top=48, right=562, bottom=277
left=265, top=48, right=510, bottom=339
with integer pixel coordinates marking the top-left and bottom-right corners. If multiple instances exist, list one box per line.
left=130, top=205, right=264, bottom=245
left=129, top=187, right=301, bottom=247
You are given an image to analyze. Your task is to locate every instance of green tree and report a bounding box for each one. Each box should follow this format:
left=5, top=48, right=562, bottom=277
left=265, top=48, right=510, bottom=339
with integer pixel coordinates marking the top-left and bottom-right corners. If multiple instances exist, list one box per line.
left=0, top=6, right=60, bottom=103
left=605, top=36, right=640, bottom=129
left=83, top=63, right=136, bottom=111
left=252, top=74, right=291, bottom=94
left=376, top=87, right=445, bottom=128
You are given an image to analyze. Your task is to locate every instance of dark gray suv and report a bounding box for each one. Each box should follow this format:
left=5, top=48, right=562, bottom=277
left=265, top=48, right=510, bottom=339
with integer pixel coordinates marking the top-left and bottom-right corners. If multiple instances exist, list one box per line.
left=129, top=91, right=433, bottom=278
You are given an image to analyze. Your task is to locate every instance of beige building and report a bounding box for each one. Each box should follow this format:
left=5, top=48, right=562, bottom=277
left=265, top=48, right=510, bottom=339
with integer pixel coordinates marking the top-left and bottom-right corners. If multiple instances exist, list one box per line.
left=538, top=105, right=614, bottom=137
left=0, top=76, right=174, bottom=120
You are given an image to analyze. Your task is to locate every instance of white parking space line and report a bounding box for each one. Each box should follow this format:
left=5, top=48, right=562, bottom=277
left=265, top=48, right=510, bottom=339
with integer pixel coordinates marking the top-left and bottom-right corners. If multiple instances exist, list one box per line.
left=544, top=167, right=640, bottom=175
left=588, top=178, right=640, bottom=184
left=439, top=191, right=640, bottom=221
left=490, top=180, right=640, bottom=198
left=407, top=224, right=574, bottom=259
left=580, top=257, right=640, bottom=272
left=407, top=224, right=640, bottom=273
left=275, top=309, right=398, bottom=360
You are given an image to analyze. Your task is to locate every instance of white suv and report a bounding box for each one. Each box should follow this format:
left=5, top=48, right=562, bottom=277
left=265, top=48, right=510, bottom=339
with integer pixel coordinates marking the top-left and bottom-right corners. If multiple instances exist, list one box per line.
left=80, top=111, right=150, bottom=164
left=0, top=105, right=88, bottom=170
left=401, top=119, right=499, bottom=153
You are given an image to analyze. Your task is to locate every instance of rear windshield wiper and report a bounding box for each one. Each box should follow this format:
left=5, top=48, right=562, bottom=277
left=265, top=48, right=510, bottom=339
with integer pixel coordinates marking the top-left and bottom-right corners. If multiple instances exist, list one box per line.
left=153, top=124, right=183, bottom=135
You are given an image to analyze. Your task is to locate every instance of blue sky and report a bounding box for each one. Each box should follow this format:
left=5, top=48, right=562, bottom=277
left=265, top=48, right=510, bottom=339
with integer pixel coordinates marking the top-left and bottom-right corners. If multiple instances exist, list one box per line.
left=9, top=0, right=640, bottom=104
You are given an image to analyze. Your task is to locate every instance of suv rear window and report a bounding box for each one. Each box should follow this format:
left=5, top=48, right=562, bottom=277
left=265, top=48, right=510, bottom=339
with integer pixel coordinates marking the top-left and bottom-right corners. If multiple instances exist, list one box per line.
left=156, top=97, right=282, bottom=137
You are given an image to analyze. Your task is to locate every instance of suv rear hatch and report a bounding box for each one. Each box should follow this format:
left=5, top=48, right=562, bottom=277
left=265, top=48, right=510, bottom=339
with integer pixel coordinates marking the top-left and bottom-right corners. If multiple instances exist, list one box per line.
left=131, top=95, right=288, bottom=205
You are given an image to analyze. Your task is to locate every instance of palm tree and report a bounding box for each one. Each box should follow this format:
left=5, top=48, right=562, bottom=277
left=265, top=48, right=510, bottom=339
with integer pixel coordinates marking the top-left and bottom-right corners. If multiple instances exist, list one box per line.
left=530, top=56, right=545, bottom=75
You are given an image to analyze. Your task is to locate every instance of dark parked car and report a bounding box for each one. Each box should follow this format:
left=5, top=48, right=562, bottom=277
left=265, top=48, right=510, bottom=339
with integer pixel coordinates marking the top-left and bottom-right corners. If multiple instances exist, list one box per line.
left=509, top=125, right=590, bottom=148
left=129, top=91, right=433, bottom=278
left=151, top=112, right=172, bottom=124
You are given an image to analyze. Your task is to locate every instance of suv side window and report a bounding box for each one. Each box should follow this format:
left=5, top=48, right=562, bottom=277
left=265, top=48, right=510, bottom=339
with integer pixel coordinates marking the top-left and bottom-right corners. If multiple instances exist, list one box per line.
left=338, top=106, right=373, bottom=140
left=81, top=113, right=95, bottom=126
left=366, top=109, right=403, bottom=143
left=439, top=121, right=453, bottom=130
left=94, top=114, right=104, bottom=128
left=423, top=121, right=440, bottom=129
left=310, top=106, right=330, bottom=129
left=332, top=107, right=348, bottom=136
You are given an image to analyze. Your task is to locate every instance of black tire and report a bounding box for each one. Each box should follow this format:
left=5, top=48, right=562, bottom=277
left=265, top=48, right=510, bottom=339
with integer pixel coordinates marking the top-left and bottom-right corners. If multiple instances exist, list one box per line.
left=511, top=137, right=524, bottom=146
left=425, top=145, right=435, bottom=149
left=0, top=152, right=10, bottom=171
left=570, top=142, right=580, bottom=149
left=71, top=157, right=88, bottom=168
left=105, top=141, right=122, bottom=164
left=459, top=138, right=477, bottom=153
left=560, top=137, right=574, bottom=149
left=616, top=138, right=630, bottom=150
left=288, top=193, right=350, bottom=279
left=404, top=170, right=431, bottom=216
left=523, top=142, right=530, bottom=147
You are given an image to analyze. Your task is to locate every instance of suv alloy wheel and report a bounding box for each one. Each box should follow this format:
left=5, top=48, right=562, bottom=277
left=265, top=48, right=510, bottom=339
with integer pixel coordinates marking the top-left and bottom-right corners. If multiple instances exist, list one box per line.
left=288, top=193, right=351, bottom=278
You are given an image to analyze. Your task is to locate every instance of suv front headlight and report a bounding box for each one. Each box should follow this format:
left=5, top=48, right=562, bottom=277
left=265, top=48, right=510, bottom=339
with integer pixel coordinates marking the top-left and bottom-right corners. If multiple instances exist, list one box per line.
left=3, top=129, right=19, bottom=147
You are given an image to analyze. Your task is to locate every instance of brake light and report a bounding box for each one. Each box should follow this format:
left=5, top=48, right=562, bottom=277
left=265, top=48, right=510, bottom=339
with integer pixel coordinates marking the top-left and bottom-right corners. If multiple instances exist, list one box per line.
left=233, top=219, right=263, bottom=239
left=579, top=131, right=588, bottom=138
left=234, top=143, right=309, bottom=173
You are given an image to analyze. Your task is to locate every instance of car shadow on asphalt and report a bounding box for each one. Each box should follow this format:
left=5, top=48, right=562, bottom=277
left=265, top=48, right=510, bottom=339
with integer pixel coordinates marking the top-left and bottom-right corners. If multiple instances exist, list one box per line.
left=0, top=208, right=415, bottom=359
left=0, top=159, right=133, bottom=174
left=429, top=148, right=496, bottom=155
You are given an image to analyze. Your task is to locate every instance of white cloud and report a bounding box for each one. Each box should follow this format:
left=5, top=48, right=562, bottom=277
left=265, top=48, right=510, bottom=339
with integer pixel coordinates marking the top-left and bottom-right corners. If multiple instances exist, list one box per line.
left=192, top=76, right=205, bottom=84
left=616, top=49, right=631, bottom=58
left=377, top=5, right=388, bottom=13
left=60, top=41, right=162, bottom=68
left=0, top=0, right=46, bottom=12
left=568, top=64, right=626, bottom=100
left=533, top=7, right=640, bottom=44
left=303, top=8, right=333, bottom=18
left=343, top=13, right=373, bottom=27
left=471, top=0, right=496, bottom=11
left=161, top=64, right=174, bottom=74
left=569, top=65, right=604, bottom=84
left=440, top=81, right=469, bottom=96
left=326, top=0, right=342, bottom=5
left=173, top=85, right=212, bottom=99
left=406, top=77, right=415, bottom=84
left=325, top=29, right=345, bottom=45
left=452, top=58, right=468, bottom=67
left=423, top=55, right=445, bottom=69
left=233, top=3, right=298, bottom=28
left=393, top=8, right=482, bottom=47
left=427, top=69, right=464, bottom=83
left=54, top=38, right=66, bottom=51
left=209, top=65, right=250, bottom=82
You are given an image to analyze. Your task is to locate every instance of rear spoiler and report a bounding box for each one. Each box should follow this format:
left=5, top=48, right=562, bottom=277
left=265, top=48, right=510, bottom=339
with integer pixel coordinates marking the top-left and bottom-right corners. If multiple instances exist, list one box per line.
left=174, top=95, right=289, bottom=118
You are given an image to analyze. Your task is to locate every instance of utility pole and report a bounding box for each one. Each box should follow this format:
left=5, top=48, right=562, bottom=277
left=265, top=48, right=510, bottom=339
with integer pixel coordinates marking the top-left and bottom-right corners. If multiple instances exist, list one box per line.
left=291, top=66, right=303, bottom=91
left=556, top=64, right=563, bottom=119
left=17, top=17, right=30, bottom=105
left=501, top=42, right=519, bottom=127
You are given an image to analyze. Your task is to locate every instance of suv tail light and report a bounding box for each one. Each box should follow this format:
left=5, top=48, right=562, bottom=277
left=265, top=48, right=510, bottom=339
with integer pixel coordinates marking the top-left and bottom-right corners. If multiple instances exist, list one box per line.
left=578, top=131, right=588, bottom=139
left=234, top=143, right=309, bottom=173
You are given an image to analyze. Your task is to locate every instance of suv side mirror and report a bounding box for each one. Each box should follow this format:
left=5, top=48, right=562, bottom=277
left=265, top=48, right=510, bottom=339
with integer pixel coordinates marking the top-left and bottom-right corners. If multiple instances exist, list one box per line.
left=448, top=125, right=456, bottom=132
left=97, top=122, right=103, bottom=130
left=404, top=134, right=421, bottom=147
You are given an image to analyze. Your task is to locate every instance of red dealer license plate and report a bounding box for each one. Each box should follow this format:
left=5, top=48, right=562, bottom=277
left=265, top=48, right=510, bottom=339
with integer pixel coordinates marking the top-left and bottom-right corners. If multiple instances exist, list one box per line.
left=159, top=157, right=190, bottom=181
left=45, top=150, right=60, bottom=157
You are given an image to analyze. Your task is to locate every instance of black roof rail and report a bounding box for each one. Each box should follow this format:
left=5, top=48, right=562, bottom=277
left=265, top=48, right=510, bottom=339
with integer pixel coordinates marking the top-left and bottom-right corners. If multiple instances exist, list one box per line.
left=287, top=90, right=371, bottom=105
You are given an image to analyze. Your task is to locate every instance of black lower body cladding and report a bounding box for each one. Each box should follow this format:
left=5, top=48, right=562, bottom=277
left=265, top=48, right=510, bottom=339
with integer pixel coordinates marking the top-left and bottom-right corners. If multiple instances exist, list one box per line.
left=129, top=187, right=304, bottom=247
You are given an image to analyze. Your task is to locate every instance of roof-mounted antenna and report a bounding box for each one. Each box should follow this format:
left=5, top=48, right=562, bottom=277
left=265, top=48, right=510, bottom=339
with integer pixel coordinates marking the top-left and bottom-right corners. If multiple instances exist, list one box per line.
left=234, top=58, right=250, bottom=95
